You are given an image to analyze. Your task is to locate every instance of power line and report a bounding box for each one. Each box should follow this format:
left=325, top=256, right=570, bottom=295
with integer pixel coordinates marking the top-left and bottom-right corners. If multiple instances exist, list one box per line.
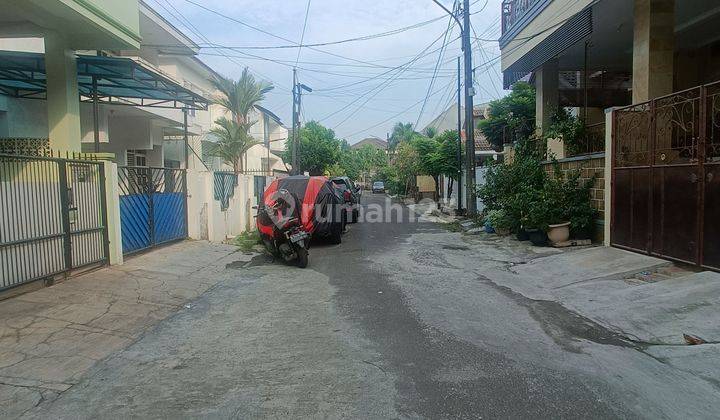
left=153, top=0, right=291, bottom=93
left=295, top=0, right=312, bottom=66
left=317, top=25, right=456, bottom=127
left=341, top=76, right=458, bottom=140
left=178, top=0, right=462, bottom=72
left=415, top=1, right=457, bottom=129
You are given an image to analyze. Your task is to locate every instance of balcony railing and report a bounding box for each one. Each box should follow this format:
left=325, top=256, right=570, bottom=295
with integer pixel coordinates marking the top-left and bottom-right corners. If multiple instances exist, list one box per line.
left=568, top=122, right=606, bottom=157
left=502, top=0, right=544, bottom=35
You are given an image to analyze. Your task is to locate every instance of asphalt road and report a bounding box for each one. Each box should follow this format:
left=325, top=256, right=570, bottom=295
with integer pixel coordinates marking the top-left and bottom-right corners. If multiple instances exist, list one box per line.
left=27, top=193, right=716, bottom=419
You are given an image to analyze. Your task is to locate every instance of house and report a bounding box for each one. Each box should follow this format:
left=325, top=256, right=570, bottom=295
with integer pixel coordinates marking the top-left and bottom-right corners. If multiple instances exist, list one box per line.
left=0, top=0, right=141, bottom=153
left=351, top=137, right=389, bottom=151
left=423, top=103, right=502, bottom=210
left=499, top=0, right=720, bottom=269
left=0, top=0, right=288, bottom=291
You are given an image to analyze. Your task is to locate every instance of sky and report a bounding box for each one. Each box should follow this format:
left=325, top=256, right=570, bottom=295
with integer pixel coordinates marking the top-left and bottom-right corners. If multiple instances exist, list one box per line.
left=155, top=0, right=506, bottom=143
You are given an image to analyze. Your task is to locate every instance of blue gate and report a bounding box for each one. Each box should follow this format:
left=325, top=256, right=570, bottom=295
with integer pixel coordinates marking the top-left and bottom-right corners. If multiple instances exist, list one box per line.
left=118, top=167, right=187, bottom=254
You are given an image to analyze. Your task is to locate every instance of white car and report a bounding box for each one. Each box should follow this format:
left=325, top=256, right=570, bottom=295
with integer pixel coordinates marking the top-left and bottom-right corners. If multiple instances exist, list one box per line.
left=372, top=181, right=385, bottom=194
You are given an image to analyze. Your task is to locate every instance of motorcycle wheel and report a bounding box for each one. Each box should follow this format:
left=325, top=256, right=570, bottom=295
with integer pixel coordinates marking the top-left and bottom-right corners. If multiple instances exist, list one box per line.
left=296, top=247, right=309, bottom=268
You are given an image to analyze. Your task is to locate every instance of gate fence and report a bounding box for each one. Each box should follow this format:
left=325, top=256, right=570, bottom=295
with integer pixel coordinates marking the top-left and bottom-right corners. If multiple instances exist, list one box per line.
left=612, top=80, right=720, bottom=271
left=0, top=154, right=108, bottom=290
left=118, top=166, right=187, bottom=254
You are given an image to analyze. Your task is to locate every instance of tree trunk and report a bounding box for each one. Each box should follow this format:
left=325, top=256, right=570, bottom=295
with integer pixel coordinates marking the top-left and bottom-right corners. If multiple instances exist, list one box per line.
left=447, top=178, right=454, bottom=201
left=433, top=175, right=440, bottom=209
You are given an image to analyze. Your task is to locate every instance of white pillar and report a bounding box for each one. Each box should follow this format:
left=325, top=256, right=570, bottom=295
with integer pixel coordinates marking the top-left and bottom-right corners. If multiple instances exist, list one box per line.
left=603, top=108, right=614, bottom=247
left=102, top=160, right=123, bottom=265
left=45, top=34, right=81, bottom=152
left=535, top=58, right=559, bottom=136
left=632, top=0, right=675, bottom=103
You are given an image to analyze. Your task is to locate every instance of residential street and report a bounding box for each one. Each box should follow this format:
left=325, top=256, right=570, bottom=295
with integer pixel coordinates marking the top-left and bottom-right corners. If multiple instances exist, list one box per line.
left=3, top=193, right=719, bottom=419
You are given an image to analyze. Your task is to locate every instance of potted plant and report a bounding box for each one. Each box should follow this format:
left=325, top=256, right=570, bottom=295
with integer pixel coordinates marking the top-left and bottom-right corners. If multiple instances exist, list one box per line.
left=521, top=189, right=549, bottom=246
left=485, top=209, right=512, bottom=235
left=563, top=171, right=598, bottom=240
left=543, top=177, right=571, bottom=245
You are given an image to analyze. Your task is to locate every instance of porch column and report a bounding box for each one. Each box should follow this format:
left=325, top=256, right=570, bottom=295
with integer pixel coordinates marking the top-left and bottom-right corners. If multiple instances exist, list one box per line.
left=45, top=34, right=81, bottom=152
left=632, top=0, right=675, bottom=103
left=535, top=58, right=559, bottom=135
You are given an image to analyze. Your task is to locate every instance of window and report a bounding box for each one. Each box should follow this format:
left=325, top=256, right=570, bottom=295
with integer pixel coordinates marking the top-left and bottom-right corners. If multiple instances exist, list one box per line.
left=127, top=150, right=148, bottom=167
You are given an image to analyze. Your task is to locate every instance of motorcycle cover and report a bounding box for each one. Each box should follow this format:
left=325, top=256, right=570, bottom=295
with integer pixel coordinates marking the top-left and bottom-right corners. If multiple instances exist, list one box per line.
left=257, top=176, right=342, bottom=239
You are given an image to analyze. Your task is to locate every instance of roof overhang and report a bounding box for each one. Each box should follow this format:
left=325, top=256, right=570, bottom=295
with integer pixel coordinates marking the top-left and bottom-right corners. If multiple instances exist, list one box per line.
left=255, top=105, right=285, bottom=126
left=0, top=0, right=141, bottom=50
left=138, top=0, right=198, bottom=56
left=0, top=51, right=209, bottom=110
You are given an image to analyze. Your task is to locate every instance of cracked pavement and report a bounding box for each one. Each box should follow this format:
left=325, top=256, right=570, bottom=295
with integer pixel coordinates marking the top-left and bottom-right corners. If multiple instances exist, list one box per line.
left=2, top=194, right=720, bottom=418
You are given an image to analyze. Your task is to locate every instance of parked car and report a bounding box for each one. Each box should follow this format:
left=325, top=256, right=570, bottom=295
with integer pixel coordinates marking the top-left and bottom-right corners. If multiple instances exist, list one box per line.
left=330, top=176, right=360, bottom=223
left=372, top=181, right=385, bottom=194
left=258, top=176, right=345, bottom=250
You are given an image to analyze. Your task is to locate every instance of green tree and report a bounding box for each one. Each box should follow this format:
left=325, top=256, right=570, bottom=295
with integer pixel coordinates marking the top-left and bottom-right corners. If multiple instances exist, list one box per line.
left=435, top=130, right=461, bottom=200
left=284, top=121, right=341, bottom=175
left=478, top=81, right=535, bottom=149
left=207, top=117, right=260, bottom=174
left=388, top=122, right=416, bottom=150
left=211, top=68, right=274, bottom=124
left=208, top=68, right=273, bottom=173
left=386, top=141, right=420, bottom=195
left=423, top=126, right=438, bottom=139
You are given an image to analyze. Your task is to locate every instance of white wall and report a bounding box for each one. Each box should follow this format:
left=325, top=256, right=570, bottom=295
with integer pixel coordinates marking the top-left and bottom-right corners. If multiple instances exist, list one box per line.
left=186, top=169, right=260, bottom=243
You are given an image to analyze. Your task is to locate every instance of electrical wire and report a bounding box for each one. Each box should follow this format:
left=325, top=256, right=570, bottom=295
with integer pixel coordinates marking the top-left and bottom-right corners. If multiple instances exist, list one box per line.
left=341, top=76, right=458, bottom=140
left=295, top=0, right=312, bottom=66
left=415, top=1, right=457, bottom=128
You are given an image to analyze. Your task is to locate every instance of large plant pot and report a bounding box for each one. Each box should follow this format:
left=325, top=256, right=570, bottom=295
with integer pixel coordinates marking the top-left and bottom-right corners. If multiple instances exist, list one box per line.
left=515, top=228, right=530, bottom=241
left=547, top=222, right=571, bottom=244
left=495, top=228, right=510, bottom=236
left=526, top=229, right=548, bottom=247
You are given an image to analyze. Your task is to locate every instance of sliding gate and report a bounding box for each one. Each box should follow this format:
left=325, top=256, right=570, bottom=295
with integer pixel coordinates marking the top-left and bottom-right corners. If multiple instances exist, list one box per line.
left=612, top=81, right=720, bottom=271
left=118, top=167, right=187, bottom=254
left=0, top=154, right=108, bottom=290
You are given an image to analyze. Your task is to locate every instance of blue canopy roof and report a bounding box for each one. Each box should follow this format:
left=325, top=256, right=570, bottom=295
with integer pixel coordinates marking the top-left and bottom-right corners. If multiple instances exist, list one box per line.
left=0, top=51, right=208, bottom=110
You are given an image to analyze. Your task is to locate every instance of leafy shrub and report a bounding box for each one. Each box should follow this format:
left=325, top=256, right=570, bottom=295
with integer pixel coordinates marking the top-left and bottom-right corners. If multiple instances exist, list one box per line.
left=477, top=137, right=546, bottom=232
left=485, top=209, right=512, bottom=231
left=544, top=109, right=586, bottom=156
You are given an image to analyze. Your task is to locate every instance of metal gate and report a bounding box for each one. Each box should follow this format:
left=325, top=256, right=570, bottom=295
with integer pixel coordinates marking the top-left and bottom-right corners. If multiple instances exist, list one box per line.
left=612, top=81, right=720, bottom=271
left=0, top=154, right=109, bottom=290
left=118, top=166, right=187, bottom=254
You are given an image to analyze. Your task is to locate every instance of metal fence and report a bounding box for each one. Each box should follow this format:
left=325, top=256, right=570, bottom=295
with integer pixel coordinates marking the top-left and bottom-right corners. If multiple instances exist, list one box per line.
left=612, top=81, right=720, bottom=271
left=568, top=122, right=606, bottom=157
left=0, top=154, right=108, bottom=290
left=118, top=166, right=187, bottom=254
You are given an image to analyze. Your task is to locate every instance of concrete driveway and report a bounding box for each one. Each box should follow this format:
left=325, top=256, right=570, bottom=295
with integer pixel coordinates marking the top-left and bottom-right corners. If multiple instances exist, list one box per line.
left=2, top=194, right=720, bottom=419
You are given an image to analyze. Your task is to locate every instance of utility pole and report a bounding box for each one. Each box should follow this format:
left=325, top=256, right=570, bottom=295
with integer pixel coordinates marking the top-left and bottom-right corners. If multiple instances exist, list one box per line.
left=462, top=0, right=477, bottom=215
left=431, top=0, right=475, bottom=214
left=291, top=68, right=298, bottom=175
left=291, top=68, right=312, bottom=176
left=456, top=56, right=463, bottom=213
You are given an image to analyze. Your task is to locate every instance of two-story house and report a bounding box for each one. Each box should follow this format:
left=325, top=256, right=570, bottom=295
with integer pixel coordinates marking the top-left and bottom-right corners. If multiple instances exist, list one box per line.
left=499, top=0, right=720, bottom=270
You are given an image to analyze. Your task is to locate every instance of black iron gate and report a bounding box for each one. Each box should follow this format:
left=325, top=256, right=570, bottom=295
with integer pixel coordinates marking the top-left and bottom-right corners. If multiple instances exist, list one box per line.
left=118, top=166, right=187, bottom=254
left=612, top=81, right=720, bottom=271
left=0, top=154, right=109, bottom=290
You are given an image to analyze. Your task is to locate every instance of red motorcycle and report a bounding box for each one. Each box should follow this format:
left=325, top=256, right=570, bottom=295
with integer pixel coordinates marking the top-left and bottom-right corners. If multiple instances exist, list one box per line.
left=256, top=188, right=310, bottom=268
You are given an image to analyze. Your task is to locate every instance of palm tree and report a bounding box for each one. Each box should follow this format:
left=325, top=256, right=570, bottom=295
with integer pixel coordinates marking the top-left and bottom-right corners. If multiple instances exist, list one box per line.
left=424, top=126, right=438, bottom=138
left=207, top=117, right=260, bottom=174
left=208, top=68, right=273, bottom=172
left=389, top=122, right=416, bottom=150
left=211, top=68, right=274, bottom=124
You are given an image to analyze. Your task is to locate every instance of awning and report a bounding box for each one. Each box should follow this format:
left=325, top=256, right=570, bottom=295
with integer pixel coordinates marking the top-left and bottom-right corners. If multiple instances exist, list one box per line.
left=0, top=51, right=208, bottom=110
left=502, top=7, right=593, bottom=89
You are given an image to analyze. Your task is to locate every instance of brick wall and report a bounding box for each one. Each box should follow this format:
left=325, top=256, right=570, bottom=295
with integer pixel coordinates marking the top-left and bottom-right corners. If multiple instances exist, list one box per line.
left=542, top=153, right=606, bottom=242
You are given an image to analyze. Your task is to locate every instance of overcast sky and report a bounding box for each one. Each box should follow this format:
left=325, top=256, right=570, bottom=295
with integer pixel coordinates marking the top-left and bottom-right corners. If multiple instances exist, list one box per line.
left=157, top=0, right=505, bottom=143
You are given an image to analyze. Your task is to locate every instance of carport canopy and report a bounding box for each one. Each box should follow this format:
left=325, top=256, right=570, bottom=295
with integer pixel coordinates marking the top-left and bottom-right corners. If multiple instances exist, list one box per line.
left=0, top=50, right=208, bottom=110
